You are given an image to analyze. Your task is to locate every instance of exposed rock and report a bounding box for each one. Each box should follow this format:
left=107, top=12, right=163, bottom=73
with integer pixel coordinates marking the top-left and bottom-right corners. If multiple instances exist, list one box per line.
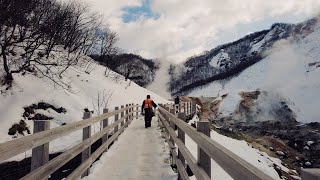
left=210, top=99, right=222, bottom=118
left=239, top=90, right=261, bottom=100
left=276, top=151, right=286, bottom=156
left=29, top=113, right=53, bottom=120
left=8, top=120, right=31, bottom=138
left=23, top=102, right=67, bottom=121
left=305, top=161, right=312, bottom=166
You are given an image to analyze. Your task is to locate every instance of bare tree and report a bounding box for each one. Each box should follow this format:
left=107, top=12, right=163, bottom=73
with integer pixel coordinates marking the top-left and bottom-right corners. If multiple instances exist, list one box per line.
left=92, top=89, right=114, bottom=115
left=94, top=27, right=120, bottom=76
left=0, top=0, right=118, bottom=89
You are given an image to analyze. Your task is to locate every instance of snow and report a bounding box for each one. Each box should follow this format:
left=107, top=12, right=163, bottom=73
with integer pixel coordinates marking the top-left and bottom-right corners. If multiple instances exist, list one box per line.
left=209, top=49, right=231, bottom=68
left=184, top=116, right=286, bottom=179
left=189, top=23, right=320, bottom=123
left=250, top=38, right=264, bottom=53
left=209, top=54, right=220, bottom=68
left=290, top=175, right=302, bottom=180
left=0, top=60, right=169, bottom=161
left=84, top=117, right=176, bottom=180
left=307, top=141, right=314, bottom=146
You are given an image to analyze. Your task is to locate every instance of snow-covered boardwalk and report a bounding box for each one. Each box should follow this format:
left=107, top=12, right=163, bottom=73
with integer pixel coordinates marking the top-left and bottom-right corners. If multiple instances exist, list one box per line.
left=85, top=117, right=177, bottom=180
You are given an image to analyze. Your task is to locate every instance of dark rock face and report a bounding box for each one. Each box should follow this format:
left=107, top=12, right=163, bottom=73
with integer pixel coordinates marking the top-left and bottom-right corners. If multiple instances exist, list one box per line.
left=22, top=102, right=67, bottom=121
left=8, top=120, right=31, bottom=137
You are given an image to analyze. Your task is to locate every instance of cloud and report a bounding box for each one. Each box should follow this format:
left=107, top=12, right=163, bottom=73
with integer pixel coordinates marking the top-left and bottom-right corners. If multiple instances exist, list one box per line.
left=85, top=0, right=320, bottom=63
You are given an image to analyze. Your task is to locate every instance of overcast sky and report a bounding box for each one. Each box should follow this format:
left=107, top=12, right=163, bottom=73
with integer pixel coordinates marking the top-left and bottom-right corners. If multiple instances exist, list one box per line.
left=85, top=0, right=320, bottom=63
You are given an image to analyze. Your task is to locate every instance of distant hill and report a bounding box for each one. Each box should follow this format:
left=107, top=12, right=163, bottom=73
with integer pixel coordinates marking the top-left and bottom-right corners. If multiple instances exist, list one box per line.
left=170, top=18, right=318, bottom=96
left=91, top=53, right=159, bottom=87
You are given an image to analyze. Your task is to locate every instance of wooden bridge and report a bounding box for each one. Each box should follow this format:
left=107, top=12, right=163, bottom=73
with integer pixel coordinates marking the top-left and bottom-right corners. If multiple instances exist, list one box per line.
left=0, top=102, right=318, bottom=180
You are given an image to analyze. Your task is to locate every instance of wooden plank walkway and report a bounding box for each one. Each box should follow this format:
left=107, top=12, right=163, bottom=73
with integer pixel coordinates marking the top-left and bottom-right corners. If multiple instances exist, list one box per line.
left=85, top=117, right=177, bottom=180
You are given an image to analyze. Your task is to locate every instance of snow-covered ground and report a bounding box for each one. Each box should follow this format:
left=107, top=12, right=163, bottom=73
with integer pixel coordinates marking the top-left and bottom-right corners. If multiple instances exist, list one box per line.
left=85, top=117, right=176, bottom=180
left=0, top=60, right=169, bottom=161
left=186, top=116, right=287, bottom=180
left=189, top=23, right=320, bottom=123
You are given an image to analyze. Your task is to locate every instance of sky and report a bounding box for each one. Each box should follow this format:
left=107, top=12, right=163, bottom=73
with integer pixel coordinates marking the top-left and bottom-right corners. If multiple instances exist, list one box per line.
left=84, top=0, right=320, bottom=63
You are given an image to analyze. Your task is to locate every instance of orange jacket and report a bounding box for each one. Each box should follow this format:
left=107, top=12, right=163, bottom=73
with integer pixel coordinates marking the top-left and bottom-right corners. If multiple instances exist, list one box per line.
left=144, top=99, right=153, bottom=108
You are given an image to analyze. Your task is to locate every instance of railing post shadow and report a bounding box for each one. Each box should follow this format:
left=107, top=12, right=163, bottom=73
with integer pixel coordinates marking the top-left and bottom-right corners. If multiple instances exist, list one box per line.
left=197, top=118, right=211, bottom=178
left=81, top=111, right=92, bottom=178
left=31, top=120, right=50, bottom=178
left=178, top=112, right=186, bottom=180
left=102, top=108, right=109, bottom=152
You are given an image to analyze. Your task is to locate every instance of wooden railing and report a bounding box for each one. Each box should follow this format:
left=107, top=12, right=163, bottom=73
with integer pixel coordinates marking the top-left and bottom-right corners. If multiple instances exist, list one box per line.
left=158, top=103, right=274, bottom=180
left=0, top=103, right=140, bottom=180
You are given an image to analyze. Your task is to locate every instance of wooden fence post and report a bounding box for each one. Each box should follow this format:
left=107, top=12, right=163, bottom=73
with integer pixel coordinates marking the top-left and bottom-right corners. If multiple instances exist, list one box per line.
left=121, top=105, right=124, bottom=127
left=136, top=104, right=139, bottom=119
left=130, top=103, right=134, bottom=123
left=192, top=102, right=196, bottom=115
left=102, top=108, right=109, bottom=152
left=175, top=103, right=180, bottom=115
left=197, top=118, right=211, bottom=178
left=169, top=108, right=176, bottom=165
left=128, top=104, right=132, bottom=125
left=125, top=104, right=129, bottom=127
left=81, top=112, right=92, bottom=178
left=178, top=113, right=186, bottom=180
left=184, top=102, right=189, bottom=116
left=114, top=107, right=119, bottom=141
left=127, top=103, right=132, bottom=125
left=163, top=106, right=170, bottom=142
left=31, top=120, right=50, bottom=176
left=157, top=104, right=162, bottom=124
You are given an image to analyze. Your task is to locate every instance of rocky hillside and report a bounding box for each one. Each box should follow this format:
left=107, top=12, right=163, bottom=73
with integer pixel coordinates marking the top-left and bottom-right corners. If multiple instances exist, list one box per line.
left=91, top=53, right=159, bottom=87
left=170, top=18, right=318, bottom=96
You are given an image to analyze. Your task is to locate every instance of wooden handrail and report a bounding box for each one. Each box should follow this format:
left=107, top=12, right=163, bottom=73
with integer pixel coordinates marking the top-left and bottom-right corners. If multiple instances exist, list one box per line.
left=158, top=105, right=274, bottom=180
left=158, top=113, right=210, bottom=180
left=0, top=104, right=138, bottom=162
left=66, top=123, right=127, bottom=179
left=20, top=112, right=133, bottom=180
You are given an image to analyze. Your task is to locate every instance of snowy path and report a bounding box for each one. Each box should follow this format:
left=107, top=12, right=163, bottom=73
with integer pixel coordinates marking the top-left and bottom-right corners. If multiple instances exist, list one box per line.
left=85, top=117, right=177, bottom=180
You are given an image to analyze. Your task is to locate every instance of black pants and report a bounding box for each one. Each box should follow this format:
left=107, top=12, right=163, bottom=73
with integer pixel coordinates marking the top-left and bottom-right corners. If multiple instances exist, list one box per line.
left=144, top=108, right=153, bottom=127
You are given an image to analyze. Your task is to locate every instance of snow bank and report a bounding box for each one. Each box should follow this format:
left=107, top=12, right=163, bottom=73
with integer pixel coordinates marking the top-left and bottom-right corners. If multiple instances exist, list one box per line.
left=0, top=59, right=168, bottom=161
left=186, top=116, right=286, bottom=179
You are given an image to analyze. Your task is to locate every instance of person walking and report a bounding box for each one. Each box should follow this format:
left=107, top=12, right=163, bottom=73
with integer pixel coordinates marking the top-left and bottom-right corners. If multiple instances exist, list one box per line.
left=141, top=95, right=157, bottom=128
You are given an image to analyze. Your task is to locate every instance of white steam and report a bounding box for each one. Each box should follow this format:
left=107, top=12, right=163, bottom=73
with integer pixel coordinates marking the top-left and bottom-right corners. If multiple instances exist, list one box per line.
left=260, top=39, right=320, bottom=122
left=210, top=36, right=320, bottom=123
left=147, top=60, right=172, bottom=99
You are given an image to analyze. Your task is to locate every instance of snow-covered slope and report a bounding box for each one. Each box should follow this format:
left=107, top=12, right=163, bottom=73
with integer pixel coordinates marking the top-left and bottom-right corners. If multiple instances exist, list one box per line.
left=172, top=18, right=318, bottom=96
left=0, top=58, right=168, bottom=160
left=189, top=22, right=320, bottom=123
